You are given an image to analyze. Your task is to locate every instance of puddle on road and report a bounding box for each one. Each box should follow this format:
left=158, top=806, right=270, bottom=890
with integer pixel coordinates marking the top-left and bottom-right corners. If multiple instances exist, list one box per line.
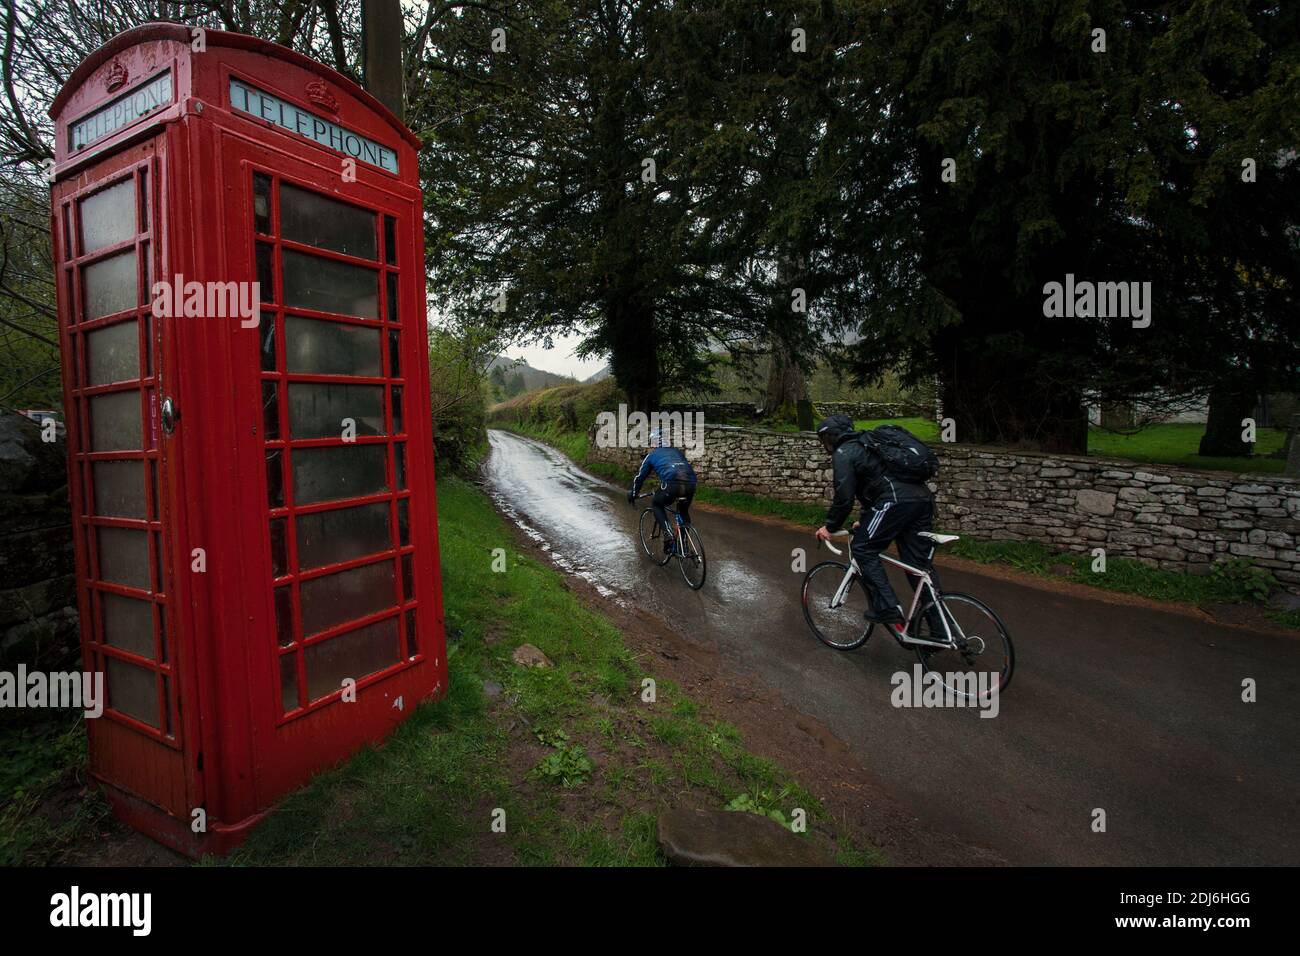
left=483, top=429, right=789, bottom=638
left=485, top=488, right=622, bottom=602
left=484, top=430, right=632, bottom=603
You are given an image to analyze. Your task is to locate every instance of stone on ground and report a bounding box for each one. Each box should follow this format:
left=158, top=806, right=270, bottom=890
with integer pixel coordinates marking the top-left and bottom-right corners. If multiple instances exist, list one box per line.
left=511, top=643, right=552, bottom=668
left=657, top=808, right=834, bottom=867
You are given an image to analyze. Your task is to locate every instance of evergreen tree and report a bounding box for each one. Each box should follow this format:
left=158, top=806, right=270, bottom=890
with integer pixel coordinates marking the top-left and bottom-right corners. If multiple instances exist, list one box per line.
left=824, top=0, right=1299, bottom=452
left=417, top=0, right=772, bottom=411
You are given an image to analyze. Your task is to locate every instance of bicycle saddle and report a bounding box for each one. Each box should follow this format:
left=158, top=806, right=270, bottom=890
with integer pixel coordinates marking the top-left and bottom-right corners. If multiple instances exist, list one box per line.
left=918, top=532, right=960, bottom=544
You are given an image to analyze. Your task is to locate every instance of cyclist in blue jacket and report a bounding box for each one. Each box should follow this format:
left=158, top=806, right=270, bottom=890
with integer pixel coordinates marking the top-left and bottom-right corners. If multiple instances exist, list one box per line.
left=628, top=428, right=697, bottom=554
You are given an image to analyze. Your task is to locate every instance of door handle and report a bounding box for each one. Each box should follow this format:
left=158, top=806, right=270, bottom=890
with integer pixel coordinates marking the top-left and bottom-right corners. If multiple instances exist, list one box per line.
left=161, top=396, right=178, bottom=435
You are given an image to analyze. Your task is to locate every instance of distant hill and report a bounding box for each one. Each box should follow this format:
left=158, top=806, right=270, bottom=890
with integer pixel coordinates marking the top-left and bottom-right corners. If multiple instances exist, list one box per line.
left=582, top=365, right=611, bottom=385
left=486, top=355, right=578, bottom=393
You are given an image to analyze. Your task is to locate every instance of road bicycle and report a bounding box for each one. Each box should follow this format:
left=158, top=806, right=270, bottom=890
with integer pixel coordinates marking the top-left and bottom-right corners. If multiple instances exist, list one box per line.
left=634, top=492, right=706, bottom=590
left=801, top=529, right=1014, bottom=699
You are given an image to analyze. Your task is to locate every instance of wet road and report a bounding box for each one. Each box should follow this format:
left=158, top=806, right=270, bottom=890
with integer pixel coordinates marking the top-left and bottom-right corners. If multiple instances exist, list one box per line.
left=484, top=429, right=1300, bottom=865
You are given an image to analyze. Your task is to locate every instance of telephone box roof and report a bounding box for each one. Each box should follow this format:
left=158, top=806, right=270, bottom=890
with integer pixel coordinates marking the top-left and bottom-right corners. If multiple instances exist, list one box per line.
left=49, top=21, right=420, bottom=151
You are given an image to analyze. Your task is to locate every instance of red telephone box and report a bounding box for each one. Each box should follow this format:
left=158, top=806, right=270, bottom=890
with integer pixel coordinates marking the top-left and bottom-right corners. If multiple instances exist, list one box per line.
left=47, top=23, right=448, bottom=856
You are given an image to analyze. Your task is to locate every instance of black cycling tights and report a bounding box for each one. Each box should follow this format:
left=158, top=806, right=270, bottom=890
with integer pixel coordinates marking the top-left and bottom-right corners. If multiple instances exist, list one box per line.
left=653, top=480, right=695, bottom=537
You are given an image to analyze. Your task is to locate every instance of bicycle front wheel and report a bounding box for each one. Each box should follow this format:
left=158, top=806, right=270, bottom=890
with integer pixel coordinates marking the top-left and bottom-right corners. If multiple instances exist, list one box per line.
left=677, top=524, right=706, bottom=590
left=801, top=561, right=873, bottom=650
left=913, top=592, right=1014, bottom=700
left=638, top=509, right=672, bottom=566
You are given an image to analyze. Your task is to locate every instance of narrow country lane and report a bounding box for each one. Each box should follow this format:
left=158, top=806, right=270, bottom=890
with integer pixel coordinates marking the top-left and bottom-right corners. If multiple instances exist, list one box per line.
left=483, top=429, right=1300, bottom=865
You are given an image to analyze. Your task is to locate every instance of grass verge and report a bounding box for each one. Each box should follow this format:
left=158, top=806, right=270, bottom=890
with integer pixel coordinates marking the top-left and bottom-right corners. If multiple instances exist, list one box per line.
left=0, top=712, right=109, bottom=865
left=949, top=539, right=1287, bottom=615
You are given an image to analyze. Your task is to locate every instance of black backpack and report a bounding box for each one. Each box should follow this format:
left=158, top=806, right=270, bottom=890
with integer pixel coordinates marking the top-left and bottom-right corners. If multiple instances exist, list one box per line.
left=861, top=424, right=939, bottom=483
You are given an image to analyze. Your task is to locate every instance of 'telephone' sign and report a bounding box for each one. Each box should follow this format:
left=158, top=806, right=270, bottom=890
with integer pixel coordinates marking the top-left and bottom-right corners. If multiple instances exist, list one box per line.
left=229, top=79, right=399, bottom=174
left=70, top=70, right=173, bottom=151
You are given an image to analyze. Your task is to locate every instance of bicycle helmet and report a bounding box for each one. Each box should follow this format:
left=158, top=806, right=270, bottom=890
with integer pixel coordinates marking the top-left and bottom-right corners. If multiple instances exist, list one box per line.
left=649, top=427, right=666, bottom=448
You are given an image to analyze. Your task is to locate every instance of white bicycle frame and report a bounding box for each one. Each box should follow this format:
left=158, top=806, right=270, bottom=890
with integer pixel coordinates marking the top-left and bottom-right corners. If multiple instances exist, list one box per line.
left=822, top=532, right=958, bottom=649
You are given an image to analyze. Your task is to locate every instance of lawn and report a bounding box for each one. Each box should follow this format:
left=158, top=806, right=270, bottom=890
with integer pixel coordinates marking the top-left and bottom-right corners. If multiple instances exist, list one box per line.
left=855, top=417, right=942, bottom=441
left=856, top=418, right=1287, bottom=474
left=1086, top=422, right=1286, bottom=473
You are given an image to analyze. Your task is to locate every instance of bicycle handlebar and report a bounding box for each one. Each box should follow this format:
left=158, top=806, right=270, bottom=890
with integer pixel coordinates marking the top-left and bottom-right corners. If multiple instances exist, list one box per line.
left=821, top=529, right=852, bottom=556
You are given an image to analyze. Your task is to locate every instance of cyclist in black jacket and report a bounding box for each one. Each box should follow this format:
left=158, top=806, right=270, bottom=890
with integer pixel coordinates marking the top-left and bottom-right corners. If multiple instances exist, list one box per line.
left=813, top=414, right=937, bottom=626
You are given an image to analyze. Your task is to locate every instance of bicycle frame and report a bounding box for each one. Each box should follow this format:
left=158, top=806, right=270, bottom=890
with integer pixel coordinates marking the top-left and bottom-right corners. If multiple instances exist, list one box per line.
left=669, top=512, right=687, bottom=552
left=638, top=493, right=690, bottom=555
left=826, top=545, right=958, bottom=649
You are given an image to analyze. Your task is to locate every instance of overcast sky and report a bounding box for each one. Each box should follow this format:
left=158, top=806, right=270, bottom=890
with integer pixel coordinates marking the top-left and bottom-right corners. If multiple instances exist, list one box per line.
left=500, top=329, right=606, bottom=380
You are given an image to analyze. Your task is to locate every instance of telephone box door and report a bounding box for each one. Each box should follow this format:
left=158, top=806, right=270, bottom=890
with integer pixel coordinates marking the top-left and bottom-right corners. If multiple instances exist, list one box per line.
left=214, top=138, right=442, bottom=800
left=53, top=134, right=200, bottom=819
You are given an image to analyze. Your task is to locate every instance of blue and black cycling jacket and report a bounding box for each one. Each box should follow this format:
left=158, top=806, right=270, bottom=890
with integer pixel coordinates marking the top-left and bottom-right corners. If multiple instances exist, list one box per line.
left=632, top=447, right=698, bottom=495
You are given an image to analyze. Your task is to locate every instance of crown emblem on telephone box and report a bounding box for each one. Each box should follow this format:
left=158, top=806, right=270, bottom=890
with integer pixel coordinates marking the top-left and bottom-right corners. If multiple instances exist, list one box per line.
left=105, top=60, right=129, bottom=92
left=306, top=79, right=338, bottom=113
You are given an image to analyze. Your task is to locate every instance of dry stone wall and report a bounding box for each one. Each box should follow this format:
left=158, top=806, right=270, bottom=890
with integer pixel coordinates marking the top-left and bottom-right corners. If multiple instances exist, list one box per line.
left=1, top=413, right=78, bottom=668
left=587, top=421, right=1300, bottom=592
left=660, top=401, right=933, bottom=422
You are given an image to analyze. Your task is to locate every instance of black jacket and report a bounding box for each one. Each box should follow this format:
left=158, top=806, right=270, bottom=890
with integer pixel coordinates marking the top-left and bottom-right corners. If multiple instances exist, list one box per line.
left=824, top=432, right=931, bottom=532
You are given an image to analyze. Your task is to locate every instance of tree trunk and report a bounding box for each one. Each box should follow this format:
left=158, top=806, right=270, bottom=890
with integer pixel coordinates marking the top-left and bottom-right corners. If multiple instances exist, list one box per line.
left=607, top=301, right=659, bottom=413
left=764, top=334, right=809, bottom=424
left=763, top=256, right=811, bottom=426
left=936, top=324, right=1088, bottom=454
left=1100, top=402, right=1135, bottom=430
left=1284, top=414, right=1300, bottom=477
left=1198, top=382, right=1256, bottom=457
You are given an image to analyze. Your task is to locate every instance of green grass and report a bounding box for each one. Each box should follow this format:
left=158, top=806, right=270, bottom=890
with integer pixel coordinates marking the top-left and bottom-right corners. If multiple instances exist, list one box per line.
left=1267, top=607, right=1300, bottom=630
left=0, top=712, right=110, bottom=865
left=695, top=487, right=824, bottom=525
left=855, top=417, right=942, bottom=441
left=857, top=418, right=1286, bottom=473
left=1085, top=423, right=1286, bottom=473
left=950, top=538, right=1278, bottom=607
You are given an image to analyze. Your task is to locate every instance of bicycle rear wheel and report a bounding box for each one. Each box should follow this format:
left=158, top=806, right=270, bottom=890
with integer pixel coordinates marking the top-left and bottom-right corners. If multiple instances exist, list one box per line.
left=912, top=592, right=1014, bottom=700
left=801, top=561, right=873, bottom=650
left=638, top=509, right=672, bottom=566
left=677, top=523, right=706, bottom=590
